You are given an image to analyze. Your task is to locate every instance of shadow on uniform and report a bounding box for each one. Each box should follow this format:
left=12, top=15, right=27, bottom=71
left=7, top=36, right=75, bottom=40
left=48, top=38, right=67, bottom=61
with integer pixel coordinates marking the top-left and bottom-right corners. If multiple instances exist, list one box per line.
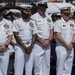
left=7, top=52, right=15, bottom=75
left=71, top=43, right=75, bottom=75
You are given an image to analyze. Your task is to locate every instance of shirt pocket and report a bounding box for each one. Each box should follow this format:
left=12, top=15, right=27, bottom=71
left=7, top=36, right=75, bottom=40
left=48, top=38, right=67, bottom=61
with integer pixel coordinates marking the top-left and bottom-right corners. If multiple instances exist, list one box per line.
left=19, top=26, right=25, bottom=34
left=61, top=26, right=67, bottom=34
left=19, top=26, right=25, bottom=30
left=37, top=21, right=43, bottom=30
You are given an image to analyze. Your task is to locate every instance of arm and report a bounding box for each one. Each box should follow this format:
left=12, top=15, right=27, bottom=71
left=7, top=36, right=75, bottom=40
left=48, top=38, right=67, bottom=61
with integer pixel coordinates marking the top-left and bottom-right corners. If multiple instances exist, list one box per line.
left=36, top=29, right=54, bottom=48
left=13, top=32, right=27, bottom=50
left=55, top=32, right=68, bottom=48
left=68, top=33, right=75, bottom=49
left=49, top=29, right=54, bottom=43
left=71, top=34, right=75, bottom=43
left=1, top=35, right=12, bottom=52
left=54, top=20, right=68, bottom=48
left=36, top=29, right=53, bottom=48
left=10, top=41, right=16, bottom=47
left=13, top=19, right=27, bottom=50
left=31, top=34, right=37, bottom=46
left=5, top=35, right=12, bottom=46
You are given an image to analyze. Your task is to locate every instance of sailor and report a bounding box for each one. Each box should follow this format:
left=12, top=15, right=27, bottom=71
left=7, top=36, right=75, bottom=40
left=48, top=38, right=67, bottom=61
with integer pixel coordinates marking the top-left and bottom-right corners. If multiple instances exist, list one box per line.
left=13, top=4, right=37, bottom=75
left=54, top=7, right=75, bottom=75
left=31, top=1, right=54, bottom=75
left=0, top=3, right=13, bottom=75
left=7, top=9, right=21, bottom=74
left=51, top=12, right=61, bottom=22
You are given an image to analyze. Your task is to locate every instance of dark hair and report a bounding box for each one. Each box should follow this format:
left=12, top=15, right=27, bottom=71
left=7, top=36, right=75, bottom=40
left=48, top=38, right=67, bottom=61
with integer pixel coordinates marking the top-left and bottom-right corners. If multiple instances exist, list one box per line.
left=73, top=11, right=75, bottom=15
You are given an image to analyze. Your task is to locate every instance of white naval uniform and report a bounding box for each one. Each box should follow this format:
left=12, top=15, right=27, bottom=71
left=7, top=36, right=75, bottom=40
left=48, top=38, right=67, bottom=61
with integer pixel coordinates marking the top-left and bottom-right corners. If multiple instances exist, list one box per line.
left=54, top=18, right=75, bottom=75
left=13, top=17, right=37, bottom=75
left=31, top=12, right=54, bottom=75
left=0, top=18, right=13, bottom=75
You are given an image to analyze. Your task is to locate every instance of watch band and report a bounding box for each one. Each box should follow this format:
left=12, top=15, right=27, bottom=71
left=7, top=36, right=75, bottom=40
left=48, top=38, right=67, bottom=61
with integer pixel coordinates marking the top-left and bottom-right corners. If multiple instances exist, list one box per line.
left=5, top=44, right=8, bottom=48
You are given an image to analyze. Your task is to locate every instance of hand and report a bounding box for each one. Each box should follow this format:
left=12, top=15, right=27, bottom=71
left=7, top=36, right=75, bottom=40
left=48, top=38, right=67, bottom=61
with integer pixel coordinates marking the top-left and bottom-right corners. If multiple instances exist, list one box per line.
left=67, top=43, right=73, bottom=50
left=0, top=45, right=5, bottom=52
left=41, top=39, right=50, bottom=48
left=0, top=46, right=3, bottom=52
left=25, top=45, right=33, bottom=54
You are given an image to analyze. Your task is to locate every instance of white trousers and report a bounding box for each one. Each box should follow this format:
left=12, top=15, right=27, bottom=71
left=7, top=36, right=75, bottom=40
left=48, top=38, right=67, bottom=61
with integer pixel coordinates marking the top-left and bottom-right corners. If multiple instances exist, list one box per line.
left=0, top=49, right=9, bottom=75
left=33, top=42, right=51, bottom=75
left=0, top=67, right=2, bottom=75
left=8, top=45, right=15, bottom=71
left=56, top=46, right=74, bottom=75
left=14, top=44, right=34, bottom=75
left=8, top=45, right=15, bottom=53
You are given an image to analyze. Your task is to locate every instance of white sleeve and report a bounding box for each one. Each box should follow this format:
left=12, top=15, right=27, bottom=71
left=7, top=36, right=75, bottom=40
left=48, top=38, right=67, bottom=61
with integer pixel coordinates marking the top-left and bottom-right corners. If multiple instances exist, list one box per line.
left=73, top=25, right=75, bottom=34
left=31, top=15, right=35, bottom=20
left=50, top=21, right=54, bottom=30
left=13, top=20, right=19, bottom=32
left=32, top=21, right=38, bottom=34
left=54, top=21, right=61, bottom=33
left=47, top=16, right=54, bottom=30
left=8, top=21, right=13, bottom=35
left=71, top=21, right=75, bottom=34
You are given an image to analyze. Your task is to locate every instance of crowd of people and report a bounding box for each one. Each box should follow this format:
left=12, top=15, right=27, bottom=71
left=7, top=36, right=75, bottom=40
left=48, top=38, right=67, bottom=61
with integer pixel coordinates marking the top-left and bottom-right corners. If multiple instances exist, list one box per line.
left=0, top=1, right=75, bottom=75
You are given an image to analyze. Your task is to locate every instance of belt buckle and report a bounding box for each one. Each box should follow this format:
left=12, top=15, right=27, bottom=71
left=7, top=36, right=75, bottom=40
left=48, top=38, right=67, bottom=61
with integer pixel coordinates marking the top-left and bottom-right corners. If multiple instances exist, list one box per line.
left=26, top=41, right=30, bottom=45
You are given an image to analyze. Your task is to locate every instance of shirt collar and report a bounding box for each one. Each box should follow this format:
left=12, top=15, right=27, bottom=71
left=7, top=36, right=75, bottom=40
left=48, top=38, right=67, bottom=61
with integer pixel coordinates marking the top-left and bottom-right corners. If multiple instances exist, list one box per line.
left=61, top=17, right=70, bottom=23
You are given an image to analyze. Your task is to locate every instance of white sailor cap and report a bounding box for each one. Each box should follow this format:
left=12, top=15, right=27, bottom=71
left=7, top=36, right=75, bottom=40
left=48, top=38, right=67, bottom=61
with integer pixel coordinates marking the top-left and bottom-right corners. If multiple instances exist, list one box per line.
left=59, top=7, right=71, bottom=13
left=19, top=4, right=32, bottom=9
left=0, top=3, right=6, bottom=7
left=53, top=12, right=61, bottom=16
left=9, top=9, right=21, bottom=14
left=36, top=1, right=48, bottom=8
left=19, top=4, right=32, bottom=14
left=0, top=3, right=6, bottom=12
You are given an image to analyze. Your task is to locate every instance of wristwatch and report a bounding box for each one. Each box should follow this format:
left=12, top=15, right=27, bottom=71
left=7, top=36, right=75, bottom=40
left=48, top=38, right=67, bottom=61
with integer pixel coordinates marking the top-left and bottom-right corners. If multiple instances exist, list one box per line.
left=5, top=44, right=8, bottom=48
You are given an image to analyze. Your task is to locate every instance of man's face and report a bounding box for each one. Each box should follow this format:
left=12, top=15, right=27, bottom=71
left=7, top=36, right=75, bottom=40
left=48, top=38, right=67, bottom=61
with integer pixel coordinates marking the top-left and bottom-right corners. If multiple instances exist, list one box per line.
left=38, top=6, right=46, bottom=14
left=61, top=12, right=70, bottom=20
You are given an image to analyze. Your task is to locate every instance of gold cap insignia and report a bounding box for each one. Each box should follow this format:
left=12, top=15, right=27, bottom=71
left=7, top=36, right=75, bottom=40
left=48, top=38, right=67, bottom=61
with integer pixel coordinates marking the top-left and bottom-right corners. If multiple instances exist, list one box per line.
left=22, top=9, right=31, bottom=14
